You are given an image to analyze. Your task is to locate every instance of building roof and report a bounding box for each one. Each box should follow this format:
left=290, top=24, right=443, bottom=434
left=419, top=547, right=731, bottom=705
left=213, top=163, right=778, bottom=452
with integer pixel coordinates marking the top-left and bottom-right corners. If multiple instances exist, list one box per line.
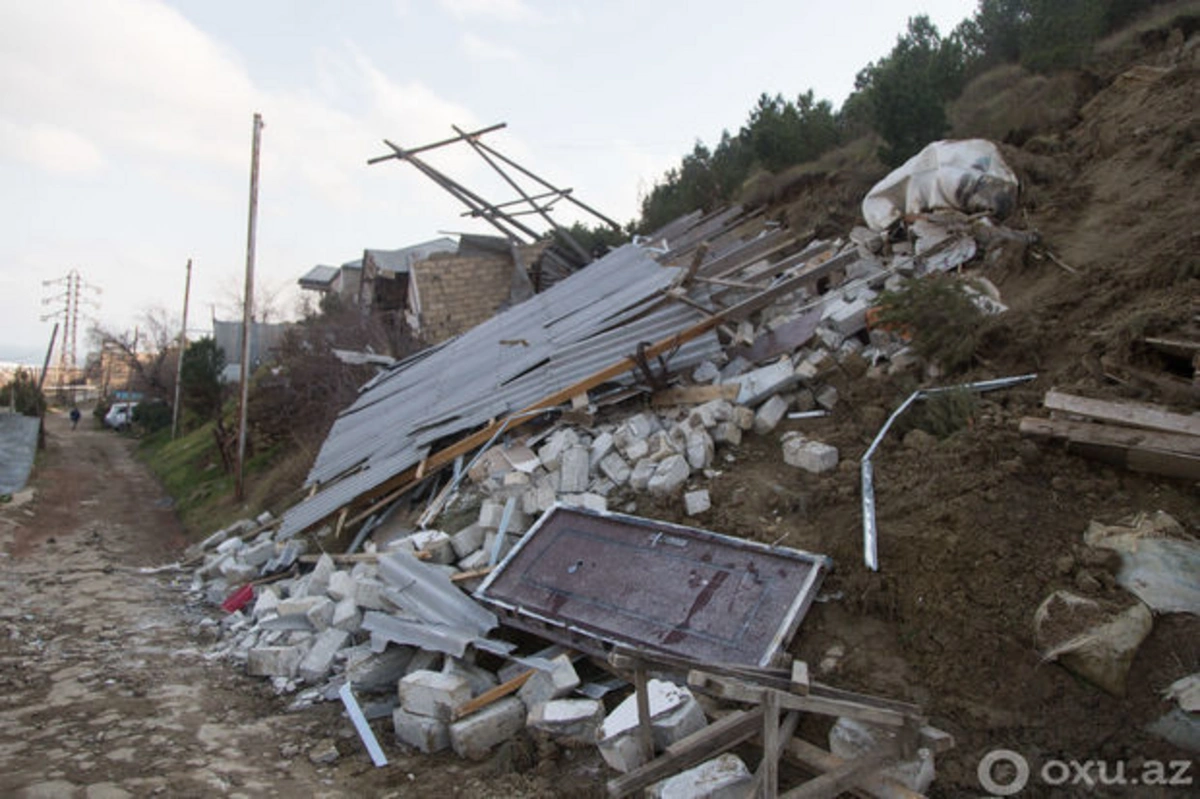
left=299, top=265, right=339, bottom=288
left=364, top=237, right=458, bottom=276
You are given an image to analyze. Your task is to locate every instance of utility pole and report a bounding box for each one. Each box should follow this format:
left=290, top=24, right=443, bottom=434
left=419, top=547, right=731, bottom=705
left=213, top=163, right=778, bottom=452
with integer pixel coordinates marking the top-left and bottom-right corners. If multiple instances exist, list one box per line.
left=36, top=323, right=59, bottom=449
left=171, top=258, right=193, bottom=439
left=236, top=113, right=263, bottom=502
left=40, top=269, right=100, bottom=403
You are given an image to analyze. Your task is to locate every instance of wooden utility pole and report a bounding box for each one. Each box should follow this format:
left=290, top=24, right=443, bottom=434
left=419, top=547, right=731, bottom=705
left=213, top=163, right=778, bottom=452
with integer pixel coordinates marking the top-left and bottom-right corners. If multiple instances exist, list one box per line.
left=36, top=322, right=59, bottom=449
left=235, top=113, right=263, bottom=501
left=170, top=258, right=192, bottom=440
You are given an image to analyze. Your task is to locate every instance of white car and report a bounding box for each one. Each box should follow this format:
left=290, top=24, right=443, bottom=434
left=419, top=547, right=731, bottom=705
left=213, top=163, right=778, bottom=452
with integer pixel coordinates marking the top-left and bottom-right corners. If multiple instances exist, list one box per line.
left=104, top=402, right=137, bottom=430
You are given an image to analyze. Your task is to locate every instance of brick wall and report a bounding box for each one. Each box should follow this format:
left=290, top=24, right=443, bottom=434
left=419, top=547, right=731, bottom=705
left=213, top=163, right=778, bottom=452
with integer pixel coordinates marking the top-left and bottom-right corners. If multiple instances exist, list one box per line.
left=410, top=254, right=516, bottom=344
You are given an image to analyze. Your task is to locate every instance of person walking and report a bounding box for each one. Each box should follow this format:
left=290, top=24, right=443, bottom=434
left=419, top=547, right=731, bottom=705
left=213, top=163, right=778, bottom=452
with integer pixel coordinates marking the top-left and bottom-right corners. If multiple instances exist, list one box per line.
left=69, top=406, right=81, bottom=430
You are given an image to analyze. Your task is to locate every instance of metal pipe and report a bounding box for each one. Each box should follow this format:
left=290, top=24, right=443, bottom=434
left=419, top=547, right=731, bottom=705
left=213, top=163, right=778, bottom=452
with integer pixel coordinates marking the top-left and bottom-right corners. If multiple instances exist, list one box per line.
left=860, top=373, right=1037, bottom=571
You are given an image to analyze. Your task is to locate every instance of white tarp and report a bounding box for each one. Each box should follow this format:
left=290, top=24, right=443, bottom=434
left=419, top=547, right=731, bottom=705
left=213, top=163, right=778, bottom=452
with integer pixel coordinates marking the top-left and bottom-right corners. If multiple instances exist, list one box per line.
left=862, top=139, right=1019, bottom=231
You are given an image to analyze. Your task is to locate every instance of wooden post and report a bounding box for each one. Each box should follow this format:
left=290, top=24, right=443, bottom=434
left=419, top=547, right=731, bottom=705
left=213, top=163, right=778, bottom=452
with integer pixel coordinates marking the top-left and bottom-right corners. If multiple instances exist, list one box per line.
left=235, top=113, right=263, bottom=502
left=634, top=663, right=655, bottom=764
left=35, top=322, right=59, bottom=449
left=171, top=258, right=192, bottom=440
left=761, top=689, right=780, bottom=798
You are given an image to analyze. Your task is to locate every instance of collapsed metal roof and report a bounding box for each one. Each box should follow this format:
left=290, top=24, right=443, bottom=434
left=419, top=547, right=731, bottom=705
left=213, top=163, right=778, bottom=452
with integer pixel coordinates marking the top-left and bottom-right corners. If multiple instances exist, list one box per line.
left=364, top=237, right=458, bottom=276
left=279, top=243, right=722, bottom=539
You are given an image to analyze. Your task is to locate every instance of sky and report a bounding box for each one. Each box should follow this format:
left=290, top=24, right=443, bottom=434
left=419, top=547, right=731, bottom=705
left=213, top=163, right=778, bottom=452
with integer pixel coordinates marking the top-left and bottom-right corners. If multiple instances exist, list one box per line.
left=0, top=0, right=978, bottom=365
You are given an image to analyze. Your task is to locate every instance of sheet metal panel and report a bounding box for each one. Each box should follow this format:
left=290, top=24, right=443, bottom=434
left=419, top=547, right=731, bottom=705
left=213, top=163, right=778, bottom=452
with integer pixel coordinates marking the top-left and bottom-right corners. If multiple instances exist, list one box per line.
left=476, top=506, right=830, bottom=668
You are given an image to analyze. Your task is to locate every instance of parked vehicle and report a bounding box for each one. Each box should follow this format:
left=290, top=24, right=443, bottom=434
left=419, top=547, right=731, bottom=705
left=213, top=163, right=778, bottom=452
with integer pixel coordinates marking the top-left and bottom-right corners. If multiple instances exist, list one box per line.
left=104, top=402, right=137, bottom=430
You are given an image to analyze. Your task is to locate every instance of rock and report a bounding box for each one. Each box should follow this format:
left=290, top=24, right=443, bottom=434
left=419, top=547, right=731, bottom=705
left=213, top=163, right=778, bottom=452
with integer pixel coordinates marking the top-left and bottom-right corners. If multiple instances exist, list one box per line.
left=1034, top=590, right=1153, bottom=696
left=711, top=421, right=742, bottom=446
left=308, top=738, right=340, bottom=765
left=684, top=490, right=711, bottom=516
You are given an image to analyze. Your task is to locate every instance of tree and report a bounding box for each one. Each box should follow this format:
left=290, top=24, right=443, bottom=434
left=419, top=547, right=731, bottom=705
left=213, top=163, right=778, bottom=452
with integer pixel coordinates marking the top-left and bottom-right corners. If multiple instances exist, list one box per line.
left=859, top=16, right=968, bottom=166
left=179, top=337, right=225, bottom=423
left=89, top=307, right=180, bottom=401
left=0, top=369, right=46, bottom=417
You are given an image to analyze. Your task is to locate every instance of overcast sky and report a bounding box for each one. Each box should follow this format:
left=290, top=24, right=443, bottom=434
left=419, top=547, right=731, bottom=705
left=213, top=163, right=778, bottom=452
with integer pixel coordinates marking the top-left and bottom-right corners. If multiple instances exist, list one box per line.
left=0, top=0, right=977, bottom=364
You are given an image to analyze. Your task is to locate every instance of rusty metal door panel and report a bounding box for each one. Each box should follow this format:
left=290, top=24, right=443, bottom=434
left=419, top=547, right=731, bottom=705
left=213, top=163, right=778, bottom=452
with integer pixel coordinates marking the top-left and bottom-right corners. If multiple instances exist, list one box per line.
left=476, top=507, right=830, bottom=668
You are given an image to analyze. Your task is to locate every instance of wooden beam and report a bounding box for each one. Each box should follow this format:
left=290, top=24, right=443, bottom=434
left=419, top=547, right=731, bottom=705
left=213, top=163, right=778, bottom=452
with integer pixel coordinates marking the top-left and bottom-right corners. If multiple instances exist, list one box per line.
left=747, top=710, right=801, bottom=799
left=607, top=708, right=765, bottom=798
left=450, top=565, right=494, bottom=583
left=452, top=669, right=533, bottom=720
left=651, top=384, right=740, bottom=407
left=688, top=671, right=918, bottom=728
left=1043, top=390, right=1200, bottom=437
left=634, top=664, right=655, bottom=764
left=761, top=690, right=781, bottom=798
left=1019, top=417, right=1200, bottom=480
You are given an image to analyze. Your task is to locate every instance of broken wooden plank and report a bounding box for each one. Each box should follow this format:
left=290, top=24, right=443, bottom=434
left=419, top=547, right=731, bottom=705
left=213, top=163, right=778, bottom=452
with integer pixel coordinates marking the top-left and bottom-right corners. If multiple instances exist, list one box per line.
left=606, top=707, right=765, bottom=798
left=633, top=663, right=656, bottom=765
left=450, top=565, right=493, bottom=583
left=1020, top=417, right=1200, bottom=480
left=783, top=739, right=923, bottom=799
left=651, top=383, right=740, bottom=406
left=1043, top=390, right=1200, bottom=437
left=452, top=669, right=533, bottom=720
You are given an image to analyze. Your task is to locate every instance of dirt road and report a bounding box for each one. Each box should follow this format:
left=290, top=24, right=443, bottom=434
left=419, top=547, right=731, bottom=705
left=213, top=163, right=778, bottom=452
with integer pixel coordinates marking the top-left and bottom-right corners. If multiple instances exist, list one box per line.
left=0, top=415, right=465, bottom=798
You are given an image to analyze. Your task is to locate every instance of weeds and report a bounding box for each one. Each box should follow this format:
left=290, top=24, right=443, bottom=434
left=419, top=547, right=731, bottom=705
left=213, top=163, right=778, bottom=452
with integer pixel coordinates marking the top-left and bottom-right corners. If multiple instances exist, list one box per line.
left=875, top=275, right=988, bottom=374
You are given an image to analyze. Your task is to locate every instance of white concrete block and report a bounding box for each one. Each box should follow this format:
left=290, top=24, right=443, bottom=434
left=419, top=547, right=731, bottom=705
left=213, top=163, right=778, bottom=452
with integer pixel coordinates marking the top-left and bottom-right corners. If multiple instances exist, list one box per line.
left=692, top=360, right=720, bottom=383
left=298, top=628, right=351, bottom=683
left=331, top=597, right=362, bottom=632
left=645, top=430, right=678, bottom=461
left=399, top=670, right=472, bottom=722
left=753, top=395, right=789, bottom=435
left=307, top=553, right=336, bottom=597
left=518, top=654, right=580, bottom=707
left=598, top=680, right=699, bottom=772
left=630, top=458, right=658, bottom=491
left=443, top=657, right=499, bottom=697
left=732, top=406, right=755, bottom=431
left=354, top=578, right=391, bottom=611
left=782, top=433, right=839, bottom=473
left=590, top=431, right=615, bottom=469
left=559, top=446, right=590, bottom=493
left=240, top=539, right=275, bottom=567
left=449, top=696, right=527, bottom=760
left=599, top=452, right=631, bottom=485
left=451, top=523, right=488, bottom=560
left=684, top=490, right=711, bottom=516
left=251, top=586, right=280, bottom=621
left=407, top=529, right=456, bottom=564
left=247, top=645, right=307, bottom=679
left=652, top=694, right=707, bottom=750
left=527, top=698, right=605, bottom=745
left=537, top=428, right=579, bottom=471
left=326, top=570, right=356, bottom=602
left=393, top=706, right=450, bottom=753
left=726, top=360, right=793, bottom=405
left=685, top=429, right=714, bottom=470
left=647, top=454, right=690, bottom=496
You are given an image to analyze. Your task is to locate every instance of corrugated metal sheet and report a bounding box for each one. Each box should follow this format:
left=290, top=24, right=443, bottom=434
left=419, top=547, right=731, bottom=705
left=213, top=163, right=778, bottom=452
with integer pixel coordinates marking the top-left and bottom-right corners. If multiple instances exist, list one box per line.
left=280, top=244, right=721, bottom=539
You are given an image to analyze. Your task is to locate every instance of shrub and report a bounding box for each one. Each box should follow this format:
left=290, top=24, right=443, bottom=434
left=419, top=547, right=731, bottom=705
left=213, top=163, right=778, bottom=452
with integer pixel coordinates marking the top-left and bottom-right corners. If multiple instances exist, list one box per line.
left=875, top=276, right=987, bottom=373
